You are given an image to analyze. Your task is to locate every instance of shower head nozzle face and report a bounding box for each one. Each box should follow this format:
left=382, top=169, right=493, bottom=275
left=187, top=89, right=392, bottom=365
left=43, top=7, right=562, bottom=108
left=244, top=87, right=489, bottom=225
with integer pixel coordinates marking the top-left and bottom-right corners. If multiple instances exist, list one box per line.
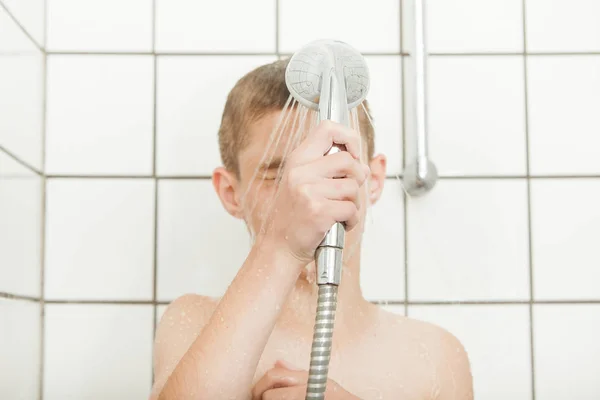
left=285, top=40, right=370, bottom=110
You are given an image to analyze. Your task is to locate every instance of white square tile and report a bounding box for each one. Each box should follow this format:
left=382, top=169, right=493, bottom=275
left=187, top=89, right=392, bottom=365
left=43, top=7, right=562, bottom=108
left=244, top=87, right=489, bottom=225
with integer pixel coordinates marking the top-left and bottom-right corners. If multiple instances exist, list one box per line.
left=402, top=0, right=523, bottom=54
left=156, top=55, right=276, bottom=176
left=157, top=180, right=250, bottom=301
left=528, top=56, right=600, bottom=175
left=534, top=304, right=600, bottom=399
left=155, top=0, right=275, bottom=52
left=0, top=6, right=36, bottom=51
left=0, top=152, right=42, bottom=297
left=46, top=55, right=154, bottom=175
left=0, top=299, right=40, bottom=400
left=409, top=305, right=531, bottom=400
left=2, top=0, right=45, bottom=46
left=526, top=0, right=600, bottom=52
left=47, top=0, right=153, bottom=52
left=363, top=56, right=403, bottom=175
left=0, top=8, right=44, bottom=170
left=45, top=179, right=155, bottom=300
left=280, top=0, right=400, bottom=54
left=407, top=180, right=530, bottom=301
left=530, top=179, right=600, bottom=300
left=360, top=180, right=405, bottom=301
left=44, top=304, right=153, bottom=400
left=426, top=56, right=526, bottom=176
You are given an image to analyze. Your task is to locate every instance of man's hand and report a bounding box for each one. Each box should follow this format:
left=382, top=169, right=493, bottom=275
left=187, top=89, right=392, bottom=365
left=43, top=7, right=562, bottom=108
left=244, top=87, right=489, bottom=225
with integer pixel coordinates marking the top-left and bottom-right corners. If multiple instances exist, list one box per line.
left=252, top=360, right=360, bottom=400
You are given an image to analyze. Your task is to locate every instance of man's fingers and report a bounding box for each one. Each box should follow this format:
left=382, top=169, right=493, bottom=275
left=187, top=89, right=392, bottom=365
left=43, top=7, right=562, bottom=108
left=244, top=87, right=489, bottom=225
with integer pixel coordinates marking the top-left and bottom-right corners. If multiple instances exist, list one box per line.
left=251, top=367, right=308, bottom=399
left=292, top=121, right=362, bottom=164
left=262, top=386, right=307, bottom=400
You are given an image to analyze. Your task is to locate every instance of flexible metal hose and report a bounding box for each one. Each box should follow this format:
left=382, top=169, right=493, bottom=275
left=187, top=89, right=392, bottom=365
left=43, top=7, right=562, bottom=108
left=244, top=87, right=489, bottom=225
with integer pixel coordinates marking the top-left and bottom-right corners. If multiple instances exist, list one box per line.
left=306, top=284, right=339, bottom=399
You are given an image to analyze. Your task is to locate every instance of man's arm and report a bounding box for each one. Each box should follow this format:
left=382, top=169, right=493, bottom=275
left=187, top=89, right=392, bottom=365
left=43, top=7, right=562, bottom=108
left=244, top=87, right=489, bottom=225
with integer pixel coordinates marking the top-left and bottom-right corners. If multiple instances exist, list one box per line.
left=150, top=245, right=306, bottom=400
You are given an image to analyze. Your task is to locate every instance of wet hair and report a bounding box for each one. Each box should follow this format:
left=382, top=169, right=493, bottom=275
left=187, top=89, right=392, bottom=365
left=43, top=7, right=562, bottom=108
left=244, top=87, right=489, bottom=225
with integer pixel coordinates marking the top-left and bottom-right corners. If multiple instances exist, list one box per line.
left=217, top=58, right=375, bottom=176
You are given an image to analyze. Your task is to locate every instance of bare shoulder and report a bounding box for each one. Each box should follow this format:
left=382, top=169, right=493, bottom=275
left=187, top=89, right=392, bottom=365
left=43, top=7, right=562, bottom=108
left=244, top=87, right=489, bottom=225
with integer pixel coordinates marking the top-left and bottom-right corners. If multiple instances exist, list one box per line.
left=157, top=293, right=219, bottom=333
left=150, top=294, right=219, bottom=399
left=377, top=308, right=474, bottom=400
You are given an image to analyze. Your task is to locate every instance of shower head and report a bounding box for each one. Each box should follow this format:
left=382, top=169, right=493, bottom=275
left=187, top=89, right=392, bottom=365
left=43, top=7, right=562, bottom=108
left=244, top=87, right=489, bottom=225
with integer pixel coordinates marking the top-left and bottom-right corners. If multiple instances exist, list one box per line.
left=284, top=39, right=370, bottom=112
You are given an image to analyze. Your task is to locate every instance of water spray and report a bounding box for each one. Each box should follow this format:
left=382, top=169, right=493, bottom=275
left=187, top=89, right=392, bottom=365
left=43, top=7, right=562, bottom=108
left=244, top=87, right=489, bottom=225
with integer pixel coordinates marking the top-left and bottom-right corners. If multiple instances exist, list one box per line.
left=285, top=39, right=370, bottom=400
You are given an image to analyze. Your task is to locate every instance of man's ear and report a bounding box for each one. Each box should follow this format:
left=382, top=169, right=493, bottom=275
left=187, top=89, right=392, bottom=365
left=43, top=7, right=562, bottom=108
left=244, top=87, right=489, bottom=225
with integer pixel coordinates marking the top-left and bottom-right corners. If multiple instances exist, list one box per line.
left=367, top=154, right=387, bottom=205
left=212, top=167, right=244, bottom=219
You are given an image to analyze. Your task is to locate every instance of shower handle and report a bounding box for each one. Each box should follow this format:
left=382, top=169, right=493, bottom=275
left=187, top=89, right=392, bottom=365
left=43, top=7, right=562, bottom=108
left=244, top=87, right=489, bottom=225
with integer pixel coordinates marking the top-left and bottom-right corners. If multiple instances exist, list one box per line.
left=315, top=70, right=349, bottom=286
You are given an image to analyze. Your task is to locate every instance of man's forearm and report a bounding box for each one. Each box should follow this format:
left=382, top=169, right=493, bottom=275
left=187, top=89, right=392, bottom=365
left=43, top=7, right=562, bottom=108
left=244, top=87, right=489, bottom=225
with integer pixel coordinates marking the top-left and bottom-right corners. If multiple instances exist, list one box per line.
left=159, top=242, right=305, bottom=400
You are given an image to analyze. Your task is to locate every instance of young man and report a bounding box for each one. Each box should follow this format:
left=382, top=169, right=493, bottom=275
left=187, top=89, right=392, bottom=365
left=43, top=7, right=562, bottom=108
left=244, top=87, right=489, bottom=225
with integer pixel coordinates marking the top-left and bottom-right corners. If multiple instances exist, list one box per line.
left=150, top=60, right=473, bottom=400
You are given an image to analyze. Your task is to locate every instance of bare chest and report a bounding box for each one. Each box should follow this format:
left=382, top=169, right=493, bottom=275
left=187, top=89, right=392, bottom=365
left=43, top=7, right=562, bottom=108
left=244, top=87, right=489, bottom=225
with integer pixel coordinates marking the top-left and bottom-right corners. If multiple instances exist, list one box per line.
left=252, top=327, right=426, bottom=400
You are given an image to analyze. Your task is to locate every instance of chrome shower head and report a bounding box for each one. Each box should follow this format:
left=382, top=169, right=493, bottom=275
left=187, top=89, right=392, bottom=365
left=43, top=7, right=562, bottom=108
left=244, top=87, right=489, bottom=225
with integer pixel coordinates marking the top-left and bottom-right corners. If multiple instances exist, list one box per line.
left=284, top=39, right=370, bottom=112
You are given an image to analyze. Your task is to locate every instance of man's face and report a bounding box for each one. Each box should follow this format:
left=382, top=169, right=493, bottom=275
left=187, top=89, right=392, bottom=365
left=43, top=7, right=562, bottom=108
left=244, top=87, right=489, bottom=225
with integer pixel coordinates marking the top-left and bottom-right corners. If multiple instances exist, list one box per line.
left=235, top=109, right=374, bottom=261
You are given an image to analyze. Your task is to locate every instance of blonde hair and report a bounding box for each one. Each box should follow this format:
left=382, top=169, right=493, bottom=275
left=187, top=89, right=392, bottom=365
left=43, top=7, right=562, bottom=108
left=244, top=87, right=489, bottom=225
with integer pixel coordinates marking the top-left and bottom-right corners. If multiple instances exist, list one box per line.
left=218, top=59, right=375, bottom=175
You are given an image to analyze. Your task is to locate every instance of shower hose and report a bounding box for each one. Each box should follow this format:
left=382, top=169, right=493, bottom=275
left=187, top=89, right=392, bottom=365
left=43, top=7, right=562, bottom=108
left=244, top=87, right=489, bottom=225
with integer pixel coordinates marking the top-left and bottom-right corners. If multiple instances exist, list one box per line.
left=306, top=284, right=339, bottom=399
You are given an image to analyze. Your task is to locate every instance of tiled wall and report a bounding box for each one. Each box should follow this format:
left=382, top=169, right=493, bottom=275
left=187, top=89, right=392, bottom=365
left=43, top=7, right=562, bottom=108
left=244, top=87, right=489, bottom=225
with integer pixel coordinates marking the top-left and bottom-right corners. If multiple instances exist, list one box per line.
left=1, top=0, right=599, bottom=399
left=0, top=1, right=45, bottom=399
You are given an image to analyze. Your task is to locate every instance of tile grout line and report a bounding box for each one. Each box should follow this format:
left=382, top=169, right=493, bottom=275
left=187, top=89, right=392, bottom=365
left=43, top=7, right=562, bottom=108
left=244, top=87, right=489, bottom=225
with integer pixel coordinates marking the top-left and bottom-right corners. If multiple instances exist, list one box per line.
left=0, top=146, right=43, bottom=176
left=39, top=0, right=48, bottom=398
left=151, top=0, right=159, bottom=387
left=0, top=292, right=41, bottom=302
left=42, top=174, right=600, bottom=180
left=37, top=298, right=600, bottom=305
left=41, top=50, right=600, bottom=57
left=399, top=0, right=409, bottom=317
left=521, top=1, right=536, bottom=399
left=0, top=0, right=44, bottom=51
left=428, top=52, right=600, bottom=56
left=44, top=51, right=411, bottom=56
left=45, top=300, right=158, bottom=305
